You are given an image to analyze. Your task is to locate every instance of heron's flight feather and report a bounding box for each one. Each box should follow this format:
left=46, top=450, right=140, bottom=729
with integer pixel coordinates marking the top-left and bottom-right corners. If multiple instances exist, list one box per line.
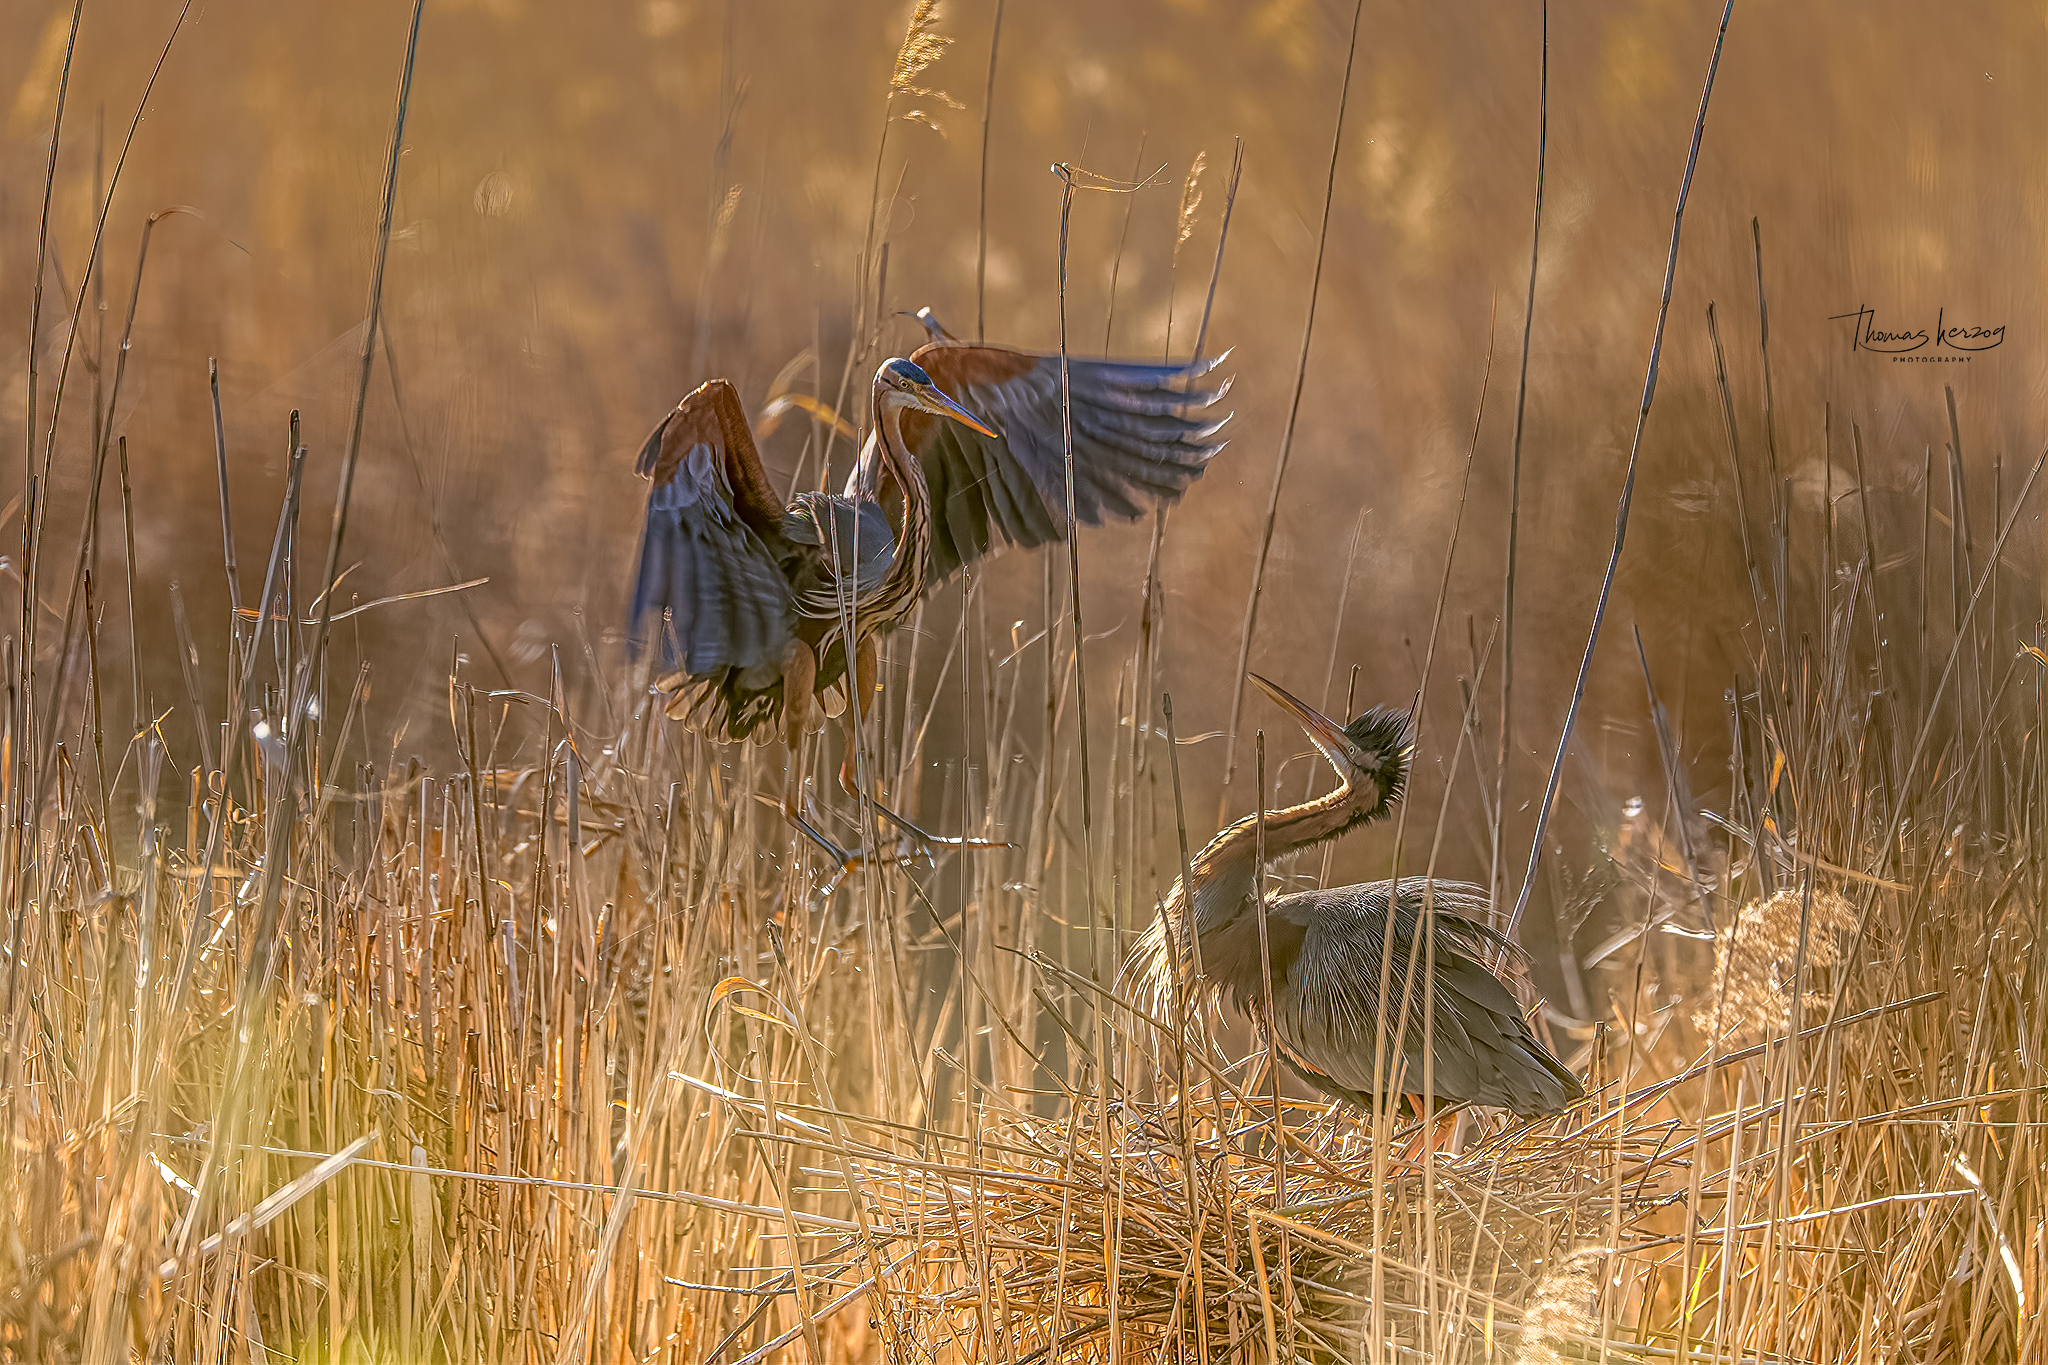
left=888, top=343, right=1230, bottom=585
left=631, top=425, right=796, bottom=694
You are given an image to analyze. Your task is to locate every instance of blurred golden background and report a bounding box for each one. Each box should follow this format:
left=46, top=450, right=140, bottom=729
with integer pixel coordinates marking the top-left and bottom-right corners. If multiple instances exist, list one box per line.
left=2, top=0, right=2042, bottom=914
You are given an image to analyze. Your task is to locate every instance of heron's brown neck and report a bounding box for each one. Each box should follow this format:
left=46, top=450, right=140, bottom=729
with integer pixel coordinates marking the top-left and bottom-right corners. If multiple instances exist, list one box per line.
left=867, top=387, right=933, bottom=612
left=1169, top=771, right=1386, bottom=941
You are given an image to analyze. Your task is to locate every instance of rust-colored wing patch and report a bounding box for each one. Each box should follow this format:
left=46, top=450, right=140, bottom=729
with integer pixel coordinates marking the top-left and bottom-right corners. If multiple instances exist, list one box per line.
left=910, top=342, right=1040, bottom=392
left=635, top=378, right=785, bottom=538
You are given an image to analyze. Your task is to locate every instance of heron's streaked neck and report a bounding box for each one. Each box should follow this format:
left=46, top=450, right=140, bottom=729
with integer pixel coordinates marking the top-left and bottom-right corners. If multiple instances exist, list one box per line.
left=1171, top=772, right=1383, bottom=938
left=868, top=385, right=932, bottom=593
left=868, top=389, right=929, bottom=493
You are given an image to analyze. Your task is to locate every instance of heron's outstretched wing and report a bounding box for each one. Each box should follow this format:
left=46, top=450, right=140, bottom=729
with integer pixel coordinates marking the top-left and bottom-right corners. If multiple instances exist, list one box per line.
left=887, top=343, right=1231, bottom=585
left=630, top=379, right=796, bottom=691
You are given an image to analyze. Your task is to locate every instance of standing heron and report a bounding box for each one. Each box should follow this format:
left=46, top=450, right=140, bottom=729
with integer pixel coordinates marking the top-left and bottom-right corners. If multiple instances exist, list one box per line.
left=1127, top=675, right=1582, bottom=1124
left=632, top=342, right=1228, bottom=856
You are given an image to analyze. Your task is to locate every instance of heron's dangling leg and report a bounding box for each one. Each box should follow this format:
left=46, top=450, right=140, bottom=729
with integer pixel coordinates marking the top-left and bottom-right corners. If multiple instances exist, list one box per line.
left=790, top=637, right=1011, bottom=870
left=837, top=636, right=881, bottom=799
left=831, top=639, right=958, bottom=849
left=773, top=642, right=874, bottom=870
left=789, top=806, right=859, bottom=869
left=769, top=639, right=920, bottom=874
left=780, top=640, right=821, bottom=823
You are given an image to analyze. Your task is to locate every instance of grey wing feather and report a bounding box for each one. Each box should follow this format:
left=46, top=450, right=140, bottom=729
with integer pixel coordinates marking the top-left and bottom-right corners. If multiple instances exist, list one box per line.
left=631, top=439, right=795, bottom=690
left=1269, top=881, right=1583, bottom=1116
left=912, top=348, right=1230, bottom=585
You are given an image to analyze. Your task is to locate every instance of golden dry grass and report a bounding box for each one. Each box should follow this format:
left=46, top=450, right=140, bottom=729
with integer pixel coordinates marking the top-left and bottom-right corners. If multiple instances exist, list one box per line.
left=0, top=511, right=2040, bottom=1361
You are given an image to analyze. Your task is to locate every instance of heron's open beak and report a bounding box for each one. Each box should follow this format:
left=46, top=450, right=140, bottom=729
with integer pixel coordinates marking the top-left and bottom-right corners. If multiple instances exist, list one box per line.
left=1249, top=673, right=1358, bottom=771
left=915, top=383, right=998, bottom=439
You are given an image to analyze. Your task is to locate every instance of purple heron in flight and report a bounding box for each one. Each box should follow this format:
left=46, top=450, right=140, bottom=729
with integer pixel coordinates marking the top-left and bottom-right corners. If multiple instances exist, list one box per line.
left=631, top=328, right=1229, bottom=860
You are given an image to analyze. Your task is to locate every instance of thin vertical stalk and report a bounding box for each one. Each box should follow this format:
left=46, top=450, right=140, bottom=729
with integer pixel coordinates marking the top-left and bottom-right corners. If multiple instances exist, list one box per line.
left=1849, top=423, right=1888, bottom=695
left=211, top=363, right=241, bottom=629
left=1754, top=219, right=1789, bottom=704
left=1415, top=297, right=1498, bottom=738
left=1706, top=303, right=1776, bottom=693
left=1159, top=690, right=1210, bottom=1365
left=1191, top=140, right=1244, bottom=363
left=304, top=0, right=425, bottom=686
left=11, top=0, right=83, bottom=1005
left=38, top=208, right=201, bottom=811
left=1050, top=165, right=1097, bottom=931
left=1103, top=132, right=1148, bottom=355
left=1509, top=0, right=1736, bottom=938
left=118, top=438, right=140, bottom=738
left=977, top=0, right=1005, bottom=343
left=1494, top=0, right=1547, bottom=920
left=1052, top=157, right=1120, bottom=1365
left=1252, top=734, right=1280, bottom=1195
left=1919, top=444, right=1932, bottom=708
left=1219, top=0, right=1365, bottom=811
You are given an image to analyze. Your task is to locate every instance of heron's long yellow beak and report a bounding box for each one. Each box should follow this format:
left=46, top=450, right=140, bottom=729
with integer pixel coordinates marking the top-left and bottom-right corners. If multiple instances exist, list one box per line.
left=1249, top=673, right=1356, bottom=770
left=916, top=383, right=998, bottom=438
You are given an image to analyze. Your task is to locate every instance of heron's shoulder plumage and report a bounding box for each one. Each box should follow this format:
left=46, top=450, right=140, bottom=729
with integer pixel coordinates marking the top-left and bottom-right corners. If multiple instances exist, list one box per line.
left=782, top=492, right=898, bottom=611
left=1263, top=878, right=1584, bottom=1117
left=908, top=341, right=1042, bottom=392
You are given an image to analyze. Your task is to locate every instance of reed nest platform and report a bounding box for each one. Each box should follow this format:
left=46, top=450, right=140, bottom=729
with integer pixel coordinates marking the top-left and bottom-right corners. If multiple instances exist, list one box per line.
left=709, top=946, right=2000, bottom=1365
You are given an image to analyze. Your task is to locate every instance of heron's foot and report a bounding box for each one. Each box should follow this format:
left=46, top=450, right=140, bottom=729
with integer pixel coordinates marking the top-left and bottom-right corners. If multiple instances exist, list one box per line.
left=840, top=779, right=1017, bottom=857
left=812, top=831, right=938, bottom=896
left=1391, top=1101, right=1463, bottom=1171
left=757, top=794, right=938, bottom=893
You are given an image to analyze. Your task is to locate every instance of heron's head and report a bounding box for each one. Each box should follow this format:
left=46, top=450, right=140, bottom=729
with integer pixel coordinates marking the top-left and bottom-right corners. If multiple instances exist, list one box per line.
left=875, top=358, right=997, bottom=436
left=1250, top=673, right=1411, bottom=821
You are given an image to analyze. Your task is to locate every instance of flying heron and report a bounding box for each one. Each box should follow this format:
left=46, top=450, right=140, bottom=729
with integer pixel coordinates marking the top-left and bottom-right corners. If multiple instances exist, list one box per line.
left=631, top=330, right=1229, bottom=859
left=1127, top=674, right=1583, bottom=1129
